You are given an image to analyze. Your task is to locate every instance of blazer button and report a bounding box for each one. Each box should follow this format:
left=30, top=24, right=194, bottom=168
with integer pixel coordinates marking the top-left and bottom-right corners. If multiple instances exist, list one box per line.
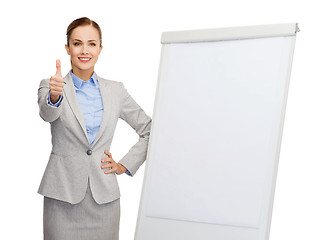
left=87, top=149, right=92, bottom=155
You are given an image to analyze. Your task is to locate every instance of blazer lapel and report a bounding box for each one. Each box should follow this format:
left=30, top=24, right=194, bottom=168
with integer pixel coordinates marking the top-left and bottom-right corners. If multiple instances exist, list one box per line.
left=63, top=71, right=90, bottom=144
left=91, top=75, right=112, bottom=148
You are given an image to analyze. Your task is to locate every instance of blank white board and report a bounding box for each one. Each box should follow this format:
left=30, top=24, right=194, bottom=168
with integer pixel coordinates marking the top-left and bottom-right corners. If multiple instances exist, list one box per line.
left=135, top=23, right=298, bottom=240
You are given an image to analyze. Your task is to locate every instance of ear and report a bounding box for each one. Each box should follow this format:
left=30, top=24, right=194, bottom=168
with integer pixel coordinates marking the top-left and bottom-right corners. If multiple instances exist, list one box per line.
left=99, top=45, right=103, bottom=54
left=65, top=44, right=70, bottom=55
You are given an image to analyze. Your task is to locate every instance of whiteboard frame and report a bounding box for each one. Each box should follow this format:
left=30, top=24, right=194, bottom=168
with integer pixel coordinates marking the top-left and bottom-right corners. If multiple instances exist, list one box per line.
left=161, top=23, right=299, bottom=43
left=135, top=23, right=298, bottom=240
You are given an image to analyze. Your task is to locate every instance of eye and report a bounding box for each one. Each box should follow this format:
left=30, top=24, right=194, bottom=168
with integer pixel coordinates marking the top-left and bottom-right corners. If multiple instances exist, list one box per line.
left=90, top=43, right=96, bottom=46
left=74, top=42, right=80, bottom=46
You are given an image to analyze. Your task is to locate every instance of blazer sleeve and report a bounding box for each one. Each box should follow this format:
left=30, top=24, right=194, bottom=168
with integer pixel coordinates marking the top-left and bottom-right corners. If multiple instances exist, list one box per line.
left=38, top=78, right=63, bottom=122
left=118, top=82, right=152, bottom=176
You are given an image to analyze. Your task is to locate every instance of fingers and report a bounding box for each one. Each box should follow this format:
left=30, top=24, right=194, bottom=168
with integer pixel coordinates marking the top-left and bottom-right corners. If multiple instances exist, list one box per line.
left=49, top=81, right=64, bottom=93
left=102, top=161, right=116, bottom=174
left=56, top=59, right=62, bottom=77
left=104, top=150, right=112, bottom=158
left=101, top=163, right=114, bottom=169
left=49, top=59, right=64, bottom=98
left=101, top=151, right=114, bottom=172
left=103, top=164, right=125, bottom=175
left=102, top=150, right=121, bottom=174
left=49, top=77, right=64, bottom=96
left=101, top=157, right=112, bottom=163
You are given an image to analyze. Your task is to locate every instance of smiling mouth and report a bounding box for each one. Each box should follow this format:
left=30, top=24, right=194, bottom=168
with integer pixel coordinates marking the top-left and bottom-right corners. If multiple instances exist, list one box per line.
left=78, top=57, right=91, bottom=62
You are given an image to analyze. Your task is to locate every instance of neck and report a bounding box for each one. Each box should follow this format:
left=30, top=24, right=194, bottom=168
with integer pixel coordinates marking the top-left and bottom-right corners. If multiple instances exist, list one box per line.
left=72, top=67, right=94, bottom=81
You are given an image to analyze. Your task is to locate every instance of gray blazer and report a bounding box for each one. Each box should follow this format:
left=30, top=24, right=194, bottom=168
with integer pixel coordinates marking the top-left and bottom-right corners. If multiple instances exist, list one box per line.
left=37, top=71, right=152, bottom=204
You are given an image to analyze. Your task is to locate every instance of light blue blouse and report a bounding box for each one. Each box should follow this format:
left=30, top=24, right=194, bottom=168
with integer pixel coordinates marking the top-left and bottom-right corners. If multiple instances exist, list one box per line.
left=70, top=71, right=103, bottom=146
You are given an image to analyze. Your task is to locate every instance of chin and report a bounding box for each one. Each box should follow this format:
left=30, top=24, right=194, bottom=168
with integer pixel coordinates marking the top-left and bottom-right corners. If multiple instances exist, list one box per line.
left=74, top=63, right=94, bottom=71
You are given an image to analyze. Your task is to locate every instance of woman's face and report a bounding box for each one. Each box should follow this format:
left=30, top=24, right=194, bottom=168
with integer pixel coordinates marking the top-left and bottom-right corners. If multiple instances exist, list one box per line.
left=65, top=25, right=103, bottom=75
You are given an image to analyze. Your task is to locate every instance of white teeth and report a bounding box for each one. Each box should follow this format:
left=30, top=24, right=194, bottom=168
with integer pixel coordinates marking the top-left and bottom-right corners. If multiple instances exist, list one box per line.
left=79, top=58, right=90, bottom=60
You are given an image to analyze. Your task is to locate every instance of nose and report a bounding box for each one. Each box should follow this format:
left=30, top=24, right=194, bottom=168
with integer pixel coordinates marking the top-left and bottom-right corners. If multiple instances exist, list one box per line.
left=81, top=44, right=89, bottom=54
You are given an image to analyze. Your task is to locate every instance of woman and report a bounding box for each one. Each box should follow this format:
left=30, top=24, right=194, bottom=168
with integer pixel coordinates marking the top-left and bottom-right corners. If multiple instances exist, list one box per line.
left=37, top=17, right=152, bottom=240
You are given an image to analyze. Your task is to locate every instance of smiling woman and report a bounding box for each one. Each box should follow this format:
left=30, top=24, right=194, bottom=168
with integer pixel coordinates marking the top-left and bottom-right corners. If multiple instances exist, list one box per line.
left=37, top=17, right=152, bottom=240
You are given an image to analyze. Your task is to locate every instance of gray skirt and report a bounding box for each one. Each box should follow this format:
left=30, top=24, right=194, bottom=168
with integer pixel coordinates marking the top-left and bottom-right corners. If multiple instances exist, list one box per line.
left=43, top=179, right=120, bottom=240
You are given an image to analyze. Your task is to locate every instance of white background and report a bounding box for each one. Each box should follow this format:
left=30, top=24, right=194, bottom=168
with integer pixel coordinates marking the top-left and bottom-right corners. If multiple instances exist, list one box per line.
left=0, top=0, right=314, bottom=239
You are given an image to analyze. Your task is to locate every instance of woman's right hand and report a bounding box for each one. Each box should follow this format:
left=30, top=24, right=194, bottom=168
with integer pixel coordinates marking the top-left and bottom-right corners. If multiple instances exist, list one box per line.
left=49, top=59, right=64, bottom=104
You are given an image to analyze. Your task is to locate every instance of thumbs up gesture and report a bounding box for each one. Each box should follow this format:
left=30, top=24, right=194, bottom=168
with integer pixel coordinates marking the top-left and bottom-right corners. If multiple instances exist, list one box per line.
left=49, top=59, right=64, bottom=104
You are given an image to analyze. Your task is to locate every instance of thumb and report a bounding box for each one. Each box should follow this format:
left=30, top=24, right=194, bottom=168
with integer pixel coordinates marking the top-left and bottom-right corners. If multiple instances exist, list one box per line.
left=56, top=59, right=62, bottom=76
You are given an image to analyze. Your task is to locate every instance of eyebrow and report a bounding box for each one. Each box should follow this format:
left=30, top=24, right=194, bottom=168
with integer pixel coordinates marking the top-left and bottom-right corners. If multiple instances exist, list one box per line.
left=72, top=39, right=97, bottom=42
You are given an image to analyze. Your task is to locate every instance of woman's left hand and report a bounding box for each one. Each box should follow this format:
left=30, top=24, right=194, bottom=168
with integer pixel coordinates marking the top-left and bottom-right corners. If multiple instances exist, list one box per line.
left=101, top=150, right=127, bottom=175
